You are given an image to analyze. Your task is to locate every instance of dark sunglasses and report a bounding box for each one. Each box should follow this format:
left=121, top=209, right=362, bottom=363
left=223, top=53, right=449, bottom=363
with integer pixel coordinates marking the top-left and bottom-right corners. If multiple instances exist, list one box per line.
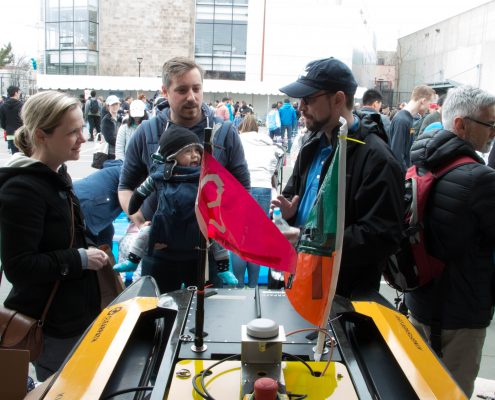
left=301, top=91, right=328, bottom=105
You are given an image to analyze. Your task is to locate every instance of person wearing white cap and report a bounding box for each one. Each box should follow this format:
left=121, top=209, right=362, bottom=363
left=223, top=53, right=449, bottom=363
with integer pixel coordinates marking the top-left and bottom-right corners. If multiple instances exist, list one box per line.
left=115, top=100, right=148, bottom=160
left=101, top=95, right=121, bottom=156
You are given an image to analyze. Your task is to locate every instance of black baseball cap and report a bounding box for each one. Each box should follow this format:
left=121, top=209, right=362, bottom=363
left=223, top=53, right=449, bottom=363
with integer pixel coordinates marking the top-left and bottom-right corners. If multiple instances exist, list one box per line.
left=280, top=57, right=358, bottom=98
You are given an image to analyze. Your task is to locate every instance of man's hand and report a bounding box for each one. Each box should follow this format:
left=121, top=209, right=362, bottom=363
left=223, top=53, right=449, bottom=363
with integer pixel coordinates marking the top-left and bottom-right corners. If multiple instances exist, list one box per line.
left=271, top=195, right=300, bottom=220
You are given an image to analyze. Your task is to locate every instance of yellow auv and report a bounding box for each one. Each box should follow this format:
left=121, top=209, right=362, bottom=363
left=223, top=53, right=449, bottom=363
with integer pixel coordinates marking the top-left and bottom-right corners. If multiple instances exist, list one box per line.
left=43, top=297, right=158, bottom=400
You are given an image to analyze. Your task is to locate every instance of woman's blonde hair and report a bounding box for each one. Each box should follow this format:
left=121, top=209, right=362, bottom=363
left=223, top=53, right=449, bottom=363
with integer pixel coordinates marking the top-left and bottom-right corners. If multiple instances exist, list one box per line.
left=14, top=91, right=81, bottom=156
left=239, top=114, right=258, bottom=133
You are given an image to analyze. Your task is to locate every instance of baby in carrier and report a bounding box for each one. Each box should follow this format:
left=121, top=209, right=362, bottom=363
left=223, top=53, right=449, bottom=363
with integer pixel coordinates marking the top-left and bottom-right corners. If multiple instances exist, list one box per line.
left=113, top=125, right=237, bottom=288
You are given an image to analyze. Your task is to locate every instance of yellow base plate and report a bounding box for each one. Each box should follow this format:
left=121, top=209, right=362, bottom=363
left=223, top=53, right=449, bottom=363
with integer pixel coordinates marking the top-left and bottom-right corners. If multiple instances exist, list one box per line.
left=167, top=359, right=358, bottom=399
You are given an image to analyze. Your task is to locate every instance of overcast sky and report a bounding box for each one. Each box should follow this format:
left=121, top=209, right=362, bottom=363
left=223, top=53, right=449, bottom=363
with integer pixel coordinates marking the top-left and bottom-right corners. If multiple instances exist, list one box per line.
left=0, top=0, right=492, bottom=57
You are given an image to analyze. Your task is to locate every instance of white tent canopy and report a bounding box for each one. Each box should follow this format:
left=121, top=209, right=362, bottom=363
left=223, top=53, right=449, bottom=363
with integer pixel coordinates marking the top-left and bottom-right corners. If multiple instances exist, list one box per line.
left=36, top=74, right=285, bottom=95
left=37, top=74, right=163, bottom=92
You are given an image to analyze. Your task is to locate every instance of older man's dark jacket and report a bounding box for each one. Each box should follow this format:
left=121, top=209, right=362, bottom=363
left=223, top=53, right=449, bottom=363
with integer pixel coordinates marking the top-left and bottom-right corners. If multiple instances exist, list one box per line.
left=405, top=129, right=495, bottom=329
left=283, top=112, right=404, bottom=298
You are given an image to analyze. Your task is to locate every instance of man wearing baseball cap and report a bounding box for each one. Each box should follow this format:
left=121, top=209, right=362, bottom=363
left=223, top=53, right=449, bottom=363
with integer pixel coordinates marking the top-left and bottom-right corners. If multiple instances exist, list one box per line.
left=272, top=57, right=404, bottom=298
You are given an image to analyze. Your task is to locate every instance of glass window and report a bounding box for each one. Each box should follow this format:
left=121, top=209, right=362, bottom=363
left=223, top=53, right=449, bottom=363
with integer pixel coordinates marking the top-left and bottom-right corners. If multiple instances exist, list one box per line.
left=60, top=52, right=74, bottom=64
left=212, top=57, right=231, bottom=71
left=195, top=23, right=213, bottom=54
left=232, top=4, right=248, bottom=21
left=195, top=0, right=246, bottom=80
left=60, top=0, right=73, bottom=21
left=45, top=0, right=99, bottom=75
left=230, top=56, right=245, bottom=71
left=196, top=55, right=213, bottom=70
left=214, top=5, right=233, bottom=21
left=60, top=21, right=74, bottom=49
left=47, top=51, right=60, bottom=64
left=46, top=23, right=59, bottom=50
left=74, top=21, right=88, bottom=48
left=60, top=65, right=74, bottom=75
left=74, top=50, right=88, bottom=63
left=74, top=4, right=88, bottom=21
left=87, top=64, right=97, bottom=75
left=88, top=22, right=97, bottom=50
left=232, top=23, right=246, bottom=55
left=213, top=23, right=231, bottom=46
left=88, top=2, right=97, bottom=22
left=197, top=4, right=214, bottom=20
left=88, top=51, right=97, bottom=63
left=74, top=64, right=87, bottom=74
left=46, top=0, right=59, bottom=22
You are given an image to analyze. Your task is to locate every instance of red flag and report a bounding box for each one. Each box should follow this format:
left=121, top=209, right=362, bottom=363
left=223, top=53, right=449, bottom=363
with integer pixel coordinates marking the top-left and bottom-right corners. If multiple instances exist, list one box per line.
left=195, top=152, right=296, bottom=273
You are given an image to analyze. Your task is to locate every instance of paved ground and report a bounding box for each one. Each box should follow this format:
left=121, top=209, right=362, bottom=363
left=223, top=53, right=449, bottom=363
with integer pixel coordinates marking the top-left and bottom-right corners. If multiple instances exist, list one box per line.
left=0, top=135, right=493, bottom=397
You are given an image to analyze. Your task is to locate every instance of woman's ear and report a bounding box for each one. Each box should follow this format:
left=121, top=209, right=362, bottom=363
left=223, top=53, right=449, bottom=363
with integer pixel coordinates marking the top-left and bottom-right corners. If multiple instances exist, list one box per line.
left=34, top=128, right=46, bottom=143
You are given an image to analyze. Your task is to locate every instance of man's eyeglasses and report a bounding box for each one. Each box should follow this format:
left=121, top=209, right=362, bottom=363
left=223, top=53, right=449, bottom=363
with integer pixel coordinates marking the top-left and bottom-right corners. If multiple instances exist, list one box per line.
left=301, top=91, right=328, bottom=105
left=465, top=116, right=495, bottom=130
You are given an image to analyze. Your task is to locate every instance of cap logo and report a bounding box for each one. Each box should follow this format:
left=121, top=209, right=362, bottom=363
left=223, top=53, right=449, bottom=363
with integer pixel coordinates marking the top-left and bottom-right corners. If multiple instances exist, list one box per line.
left=299, top=66, right=310, bottom=79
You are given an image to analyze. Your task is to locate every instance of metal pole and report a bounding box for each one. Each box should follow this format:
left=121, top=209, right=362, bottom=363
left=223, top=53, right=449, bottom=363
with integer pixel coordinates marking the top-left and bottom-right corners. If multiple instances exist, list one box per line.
left=137, top=57, right=143, bottom=77
left=191, top=126, right=213, bottom=353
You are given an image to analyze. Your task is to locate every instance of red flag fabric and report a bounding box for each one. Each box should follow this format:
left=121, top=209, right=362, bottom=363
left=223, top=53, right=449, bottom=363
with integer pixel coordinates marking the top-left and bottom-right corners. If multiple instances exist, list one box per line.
left=195, top=152, right=297, bottom=273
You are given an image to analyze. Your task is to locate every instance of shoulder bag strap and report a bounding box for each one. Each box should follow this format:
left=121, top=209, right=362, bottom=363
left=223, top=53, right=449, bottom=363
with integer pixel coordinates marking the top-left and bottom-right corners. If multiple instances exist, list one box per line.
left=39, top=195, right=75, bottom=325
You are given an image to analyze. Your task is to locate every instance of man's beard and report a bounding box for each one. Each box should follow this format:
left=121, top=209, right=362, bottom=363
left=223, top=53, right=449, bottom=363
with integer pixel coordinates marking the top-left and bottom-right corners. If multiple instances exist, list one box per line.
left=304, top=114, right=331, bottom=133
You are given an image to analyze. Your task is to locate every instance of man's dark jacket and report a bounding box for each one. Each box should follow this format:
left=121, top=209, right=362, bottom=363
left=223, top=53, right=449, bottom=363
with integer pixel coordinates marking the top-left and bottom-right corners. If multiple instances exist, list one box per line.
left=283, top=112, right=404, bottom=298
left=0, top=97, right=23, bottom=134
left=405, top=129, right=495, bottom=329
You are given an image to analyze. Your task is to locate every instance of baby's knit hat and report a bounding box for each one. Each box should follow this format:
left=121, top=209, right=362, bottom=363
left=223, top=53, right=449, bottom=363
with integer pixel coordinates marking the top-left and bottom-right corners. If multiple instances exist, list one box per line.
left=158, top=125, right=202, bottom=161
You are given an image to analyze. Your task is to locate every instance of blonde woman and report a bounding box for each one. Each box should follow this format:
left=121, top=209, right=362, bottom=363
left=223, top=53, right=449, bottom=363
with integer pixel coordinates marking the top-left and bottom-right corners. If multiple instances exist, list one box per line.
left=0, top=91, right=108, bottom=381
left=232, top=115, right=284, bottom=287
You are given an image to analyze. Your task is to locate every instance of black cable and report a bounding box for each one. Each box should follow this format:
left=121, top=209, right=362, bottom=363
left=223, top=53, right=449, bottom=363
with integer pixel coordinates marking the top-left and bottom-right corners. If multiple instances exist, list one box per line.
left=101, top=385, right=154, bottom=400
left=199, top=354, right=240, bottom=400
left=288, top=393, right=308, bottom=399
left=282, top=352, right=316, bottom=376
left=191, top=373, right=210, bottom=399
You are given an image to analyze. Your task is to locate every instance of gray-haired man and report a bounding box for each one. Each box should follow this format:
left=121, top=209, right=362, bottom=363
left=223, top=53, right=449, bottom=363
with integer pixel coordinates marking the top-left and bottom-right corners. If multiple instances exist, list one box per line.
left=406, top=86, right=495, bottom=397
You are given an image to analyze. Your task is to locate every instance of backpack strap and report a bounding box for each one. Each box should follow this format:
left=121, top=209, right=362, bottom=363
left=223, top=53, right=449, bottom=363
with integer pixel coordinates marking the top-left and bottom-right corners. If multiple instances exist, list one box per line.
left=432, top=155, right=477, bottom=177
left=148, top=117, right=162, bottom=144
left=211, top=120, right=232, bottom=155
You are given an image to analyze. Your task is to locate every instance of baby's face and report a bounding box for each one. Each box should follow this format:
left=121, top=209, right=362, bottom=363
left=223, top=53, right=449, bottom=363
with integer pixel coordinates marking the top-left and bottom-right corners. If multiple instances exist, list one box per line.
left=175, top=146, right=202, bottom=167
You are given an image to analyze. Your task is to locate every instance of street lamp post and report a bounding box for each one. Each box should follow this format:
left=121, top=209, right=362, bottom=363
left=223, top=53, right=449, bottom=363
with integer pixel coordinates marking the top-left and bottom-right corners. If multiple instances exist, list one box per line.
left=137, top=57, right=143, bottom=77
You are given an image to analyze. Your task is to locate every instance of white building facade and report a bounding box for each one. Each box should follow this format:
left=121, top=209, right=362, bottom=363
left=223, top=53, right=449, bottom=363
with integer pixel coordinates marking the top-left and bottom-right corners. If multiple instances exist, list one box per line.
left=396, top=1, right=495, bottom=98
left=37, top=0, right=377, bottom=116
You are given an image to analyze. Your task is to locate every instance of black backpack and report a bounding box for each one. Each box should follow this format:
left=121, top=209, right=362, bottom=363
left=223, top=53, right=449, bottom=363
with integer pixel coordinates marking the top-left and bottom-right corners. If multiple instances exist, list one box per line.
left=89, top=98, right=99, bottom=114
